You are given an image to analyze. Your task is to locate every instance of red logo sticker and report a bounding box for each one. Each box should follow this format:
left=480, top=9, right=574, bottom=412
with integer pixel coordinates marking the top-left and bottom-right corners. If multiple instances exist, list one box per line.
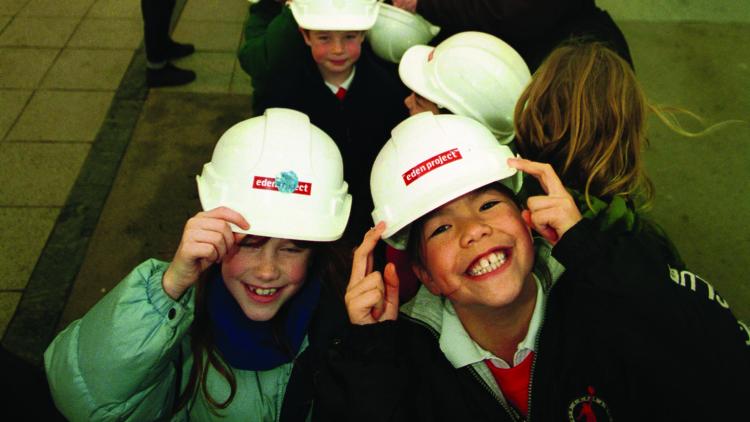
left=252, top=176, right=312, bottom=195
left=402, top=148, right=462, bottom=186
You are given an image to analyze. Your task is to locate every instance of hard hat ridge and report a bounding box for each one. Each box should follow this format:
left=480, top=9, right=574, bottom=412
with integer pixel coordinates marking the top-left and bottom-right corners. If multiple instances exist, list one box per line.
left=399, top=31, right=531, bottom=144
left=290, top=0, right=380, bottom=31
left=197, top=108, right=352, bottom=242
left=366, top=2, right=440, bottom=63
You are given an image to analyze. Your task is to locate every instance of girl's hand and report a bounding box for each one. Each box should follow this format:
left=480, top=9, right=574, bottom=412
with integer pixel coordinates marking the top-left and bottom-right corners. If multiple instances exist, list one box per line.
left=345, top=222, right=400, bottom=324
left=392, top=0, right=418, bottom=13
left=507, top=158, right=582, bottom=244
left=162, top=207, right=250, bottom=300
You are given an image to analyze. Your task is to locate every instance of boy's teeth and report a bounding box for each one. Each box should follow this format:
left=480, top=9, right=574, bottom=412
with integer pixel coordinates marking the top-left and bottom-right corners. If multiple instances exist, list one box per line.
left=252, top=287, right=278, bottom=296
left=468, top=251, right=506, bottom=276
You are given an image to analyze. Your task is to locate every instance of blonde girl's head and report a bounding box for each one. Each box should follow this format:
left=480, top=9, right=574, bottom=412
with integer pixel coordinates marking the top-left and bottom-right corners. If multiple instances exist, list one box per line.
left=514, top=41, right=740, bottom=210
left=514, top=41, right=653, bottom=209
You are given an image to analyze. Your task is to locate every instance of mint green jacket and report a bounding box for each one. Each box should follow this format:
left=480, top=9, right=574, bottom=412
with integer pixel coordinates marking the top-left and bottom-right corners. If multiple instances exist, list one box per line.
left=44, top=259, right=303, bottom=421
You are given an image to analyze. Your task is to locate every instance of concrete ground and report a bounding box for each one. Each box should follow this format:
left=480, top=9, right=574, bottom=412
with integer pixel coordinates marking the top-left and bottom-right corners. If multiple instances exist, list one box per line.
left=1, top=0, right=748, bottom=368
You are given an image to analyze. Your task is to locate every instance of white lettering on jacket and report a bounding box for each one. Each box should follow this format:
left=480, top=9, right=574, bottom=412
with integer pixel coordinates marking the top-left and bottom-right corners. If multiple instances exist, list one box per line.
left=668, top=266, right=749, bottom=347
left=668, top=266, right=729, bottom=309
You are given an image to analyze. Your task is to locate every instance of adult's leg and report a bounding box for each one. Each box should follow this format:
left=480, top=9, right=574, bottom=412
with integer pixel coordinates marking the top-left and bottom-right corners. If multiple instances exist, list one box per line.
left=141, top=0, right=175, bottom=65
left=141, top=0, right=196, bottom=87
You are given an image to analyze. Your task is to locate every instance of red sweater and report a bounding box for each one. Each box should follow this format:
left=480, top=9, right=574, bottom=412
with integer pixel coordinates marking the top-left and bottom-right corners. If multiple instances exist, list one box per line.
left=484, top=351, right=535, bottom=417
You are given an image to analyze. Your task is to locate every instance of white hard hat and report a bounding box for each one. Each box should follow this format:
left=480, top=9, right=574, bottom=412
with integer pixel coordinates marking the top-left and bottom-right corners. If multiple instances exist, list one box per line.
left=371, top=112, right=522, bottom=250
left=290, top=0, right=380, bottom=31
left=399, top=31, right=531, bottom=144
left=366, top=3, right=440, bottom=63
left=197, top=108, right=352, bottom=242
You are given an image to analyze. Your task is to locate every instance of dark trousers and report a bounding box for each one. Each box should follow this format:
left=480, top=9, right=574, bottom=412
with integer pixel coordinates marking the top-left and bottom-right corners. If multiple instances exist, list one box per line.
left=141, top=0, right=177, bottom=63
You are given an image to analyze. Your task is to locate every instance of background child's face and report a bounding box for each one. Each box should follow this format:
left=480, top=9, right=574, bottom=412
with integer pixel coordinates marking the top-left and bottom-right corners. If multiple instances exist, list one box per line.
left=301, top=30, right=364, bottom=80
left=221, top=236, right=312, bottom=321
left=413, top=186, right=535, bottom=312
left=404, top=92, right=440, bottom=116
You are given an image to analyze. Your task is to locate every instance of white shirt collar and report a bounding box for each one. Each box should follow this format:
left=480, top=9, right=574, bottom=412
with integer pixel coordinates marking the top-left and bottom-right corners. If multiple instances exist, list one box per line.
left=439, top=275, right=546, bottom=369
left=324, top=65, right=356, bottom=94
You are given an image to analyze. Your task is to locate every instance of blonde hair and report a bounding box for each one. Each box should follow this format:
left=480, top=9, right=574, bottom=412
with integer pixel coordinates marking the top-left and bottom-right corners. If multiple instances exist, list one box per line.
left=513, top=41, right=731, bottom=210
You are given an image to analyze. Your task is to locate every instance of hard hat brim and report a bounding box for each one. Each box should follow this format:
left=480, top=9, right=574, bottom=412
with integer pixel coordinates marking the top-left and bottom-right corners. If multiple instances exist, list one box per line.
left=198, top=174, right=353, bottom=242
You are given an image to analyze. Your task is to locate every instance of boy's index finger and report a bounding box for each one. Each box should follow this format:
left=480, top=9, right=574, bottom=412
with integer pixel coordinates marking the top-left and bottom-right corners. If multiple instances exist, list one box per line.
left=508, top=158, right=567, bottom=196
left=351, top=222, right=387, bottom=279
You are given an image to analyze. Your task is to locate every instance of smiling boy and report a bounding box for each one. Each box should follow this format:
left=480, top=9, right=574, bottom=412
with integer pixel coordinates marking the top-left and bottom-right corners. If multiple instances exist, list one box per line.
left=315, top=113, right=750, bottom=422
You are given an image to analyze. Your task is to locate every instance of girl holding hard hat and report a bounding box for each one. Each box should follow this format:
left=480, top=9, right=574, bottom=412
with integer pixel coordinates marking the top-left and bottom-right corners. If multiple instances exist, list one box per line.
left=44, top=108, right=353, bottom=421
left=315, top=112, right=749, bottom=421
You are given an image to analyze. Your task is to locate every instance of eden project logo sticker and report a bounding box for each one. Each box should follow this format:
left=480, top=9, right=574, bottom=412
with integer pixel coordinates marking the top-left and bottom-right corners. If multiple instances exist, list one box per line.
left=402, top=148, right=462, bottom=186
left=253, top=172, right=311, bottom=195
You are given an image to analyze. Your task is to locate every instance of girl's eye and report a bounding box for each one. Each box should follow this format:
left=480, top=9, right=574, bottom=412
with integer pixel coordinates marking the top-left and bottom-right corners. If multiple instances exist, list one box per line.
left=428, top=224, right=450, bottom=238
left=281, top=247, right=303, bottom=254
left=480, top=200, right=501, bottom=211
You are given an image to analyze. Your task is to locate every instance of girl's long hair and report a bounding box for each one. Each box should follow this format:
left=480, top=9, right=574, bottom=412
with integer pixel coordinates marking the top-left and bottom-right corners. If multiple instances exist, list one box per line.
left=173, top=239, right=350, bottom=415
left=513, top=41, right=729, bottom=211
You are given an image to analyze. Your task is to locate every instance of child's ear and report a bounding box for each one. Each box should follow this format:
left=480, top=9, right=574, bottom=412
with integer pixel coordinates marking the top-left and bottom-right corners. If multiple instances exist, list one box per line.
left=412, top=263, right=441, bottom=296
left=299, top=28, right=312, bottom=46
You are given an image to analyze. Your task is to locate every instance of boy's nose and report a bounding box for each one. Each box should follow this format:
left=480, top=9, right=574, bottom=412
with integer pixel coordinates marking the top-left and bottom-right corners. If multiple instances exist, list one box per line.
left=459, top=219, right=492, bottom=248
left=332, top=38, right=344, bottom=53
left=404, top=93, right=416, bottom=114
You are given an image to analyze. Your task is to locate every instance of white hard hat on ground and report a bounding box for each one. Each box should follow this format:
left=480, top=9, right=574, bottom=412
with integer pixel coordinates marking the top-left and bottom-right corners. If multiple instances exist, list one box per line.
left=366, top=3, right=440, bottom=63
left=290, top=0, right=380, bottom=31
left=399, top=31, right=531, bottom=144
left=371, top=112, right=522, bottom=250
left=197, top=108, right=352, bottom=242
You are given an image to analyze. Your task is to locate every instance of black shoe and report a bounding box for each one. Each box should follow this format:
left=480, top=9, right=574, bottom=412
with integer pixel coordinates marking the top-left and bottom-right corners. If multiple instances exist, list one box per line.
left=166, top=41, right=195, bottom=60
left=146, top=63, right=196, bottom=87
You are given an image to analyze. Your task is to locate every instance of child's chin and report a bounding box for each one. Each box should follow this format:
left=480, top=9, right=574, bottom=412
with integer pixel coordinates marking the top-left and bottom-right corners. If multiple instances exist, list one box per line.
left=243, top=305, right=280, bottom=322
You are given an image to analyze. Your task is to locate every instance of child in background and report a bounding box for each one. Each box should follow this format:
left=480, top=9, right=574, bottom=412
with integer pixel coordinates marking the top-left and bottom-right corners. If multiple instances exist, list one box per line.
left=238, top=0, right=409, bottom=242
left=513, top=41, right=731, bottom=264
left=44, top=108, right=352, bottom=421
left=316, top=112, right=749, bottom=421
left=390, top=31, right=530, bottom=302
left=398, top=31, right=531, bottom=145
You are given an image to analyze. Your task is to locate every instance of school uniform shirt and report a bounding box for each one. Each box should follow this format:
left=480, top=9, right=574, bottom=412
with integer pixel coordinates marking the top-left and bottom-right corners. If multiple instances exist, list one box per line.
left=313, top=219, right=750, bottom=422
left=44, top=259, right=348, bottom=421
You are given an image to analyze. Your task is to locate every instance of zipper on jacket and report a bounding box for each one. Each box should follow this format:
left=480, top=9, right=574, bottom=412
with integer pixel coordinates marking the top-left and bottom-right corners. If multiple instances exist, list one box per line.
left=467, top=364, right=523, bottom=422
left=525, top=281, right=552, bottom=422
left=401, top=313, right=523, bottom=422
